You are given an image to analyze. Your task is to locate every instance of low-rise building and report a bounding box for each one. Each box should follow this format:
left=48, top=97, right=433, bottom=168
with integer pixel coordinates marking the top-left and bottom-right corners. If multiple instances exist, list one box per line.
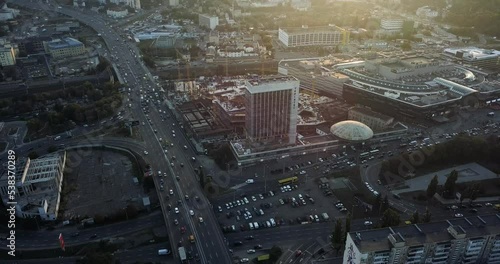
left=0, top=152, right=67, bottom=221
left=278, top=25, right=349, bottom=48
left=107, top=8, right=128, bottom=18
left=44, top=37, right=86, bottom=59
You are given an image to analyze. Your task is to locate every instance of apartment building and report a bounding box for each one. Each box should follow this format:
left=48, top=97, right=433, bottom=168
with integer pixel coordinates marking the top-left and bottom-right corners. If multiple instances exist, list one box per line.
left=244, top=76, right=300, bottom=144
left=343, top=214, right=500, bottom=264
left=278, top=25, right=349, bottom=47
left=380, top=18, right=404, bottom=32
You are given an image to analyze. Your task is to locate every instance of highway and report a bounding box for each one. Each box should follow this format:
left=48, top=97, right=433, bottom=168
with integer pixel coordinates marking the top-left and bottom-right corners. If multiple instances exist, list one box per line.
left=9, top=1, right=232, bottom=263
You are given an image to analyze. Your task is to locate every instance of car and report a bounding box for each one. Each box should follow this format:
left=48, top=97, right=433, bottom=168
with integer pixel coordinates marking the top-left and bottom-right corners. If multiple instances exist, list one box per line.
left=226, top=203, right=230, bottom=209
left=469, top=208, right=478, bottom=213
left=233, top=241, right=243, bottom=246
left=246, top=179, right=254, bottom=184
left=184, top=145, right=188, bottom=150
left=89, top=234, right=98, bottom=239
left=364, top=221, right=373, bottom=226
left=454, top=213, right=463, bottom=218
left=171, top=162, right=174, bottom=167
left=254, top=245, right=263, bottom=249
left=240, top=258, right=249, bottom=263
left=199, top=217, right=203, bottom=223
left=485, top=203, right=493, bottom=207
left=174, top=207, right=179, bottom=214
left=185, top=195, right=189, bottom=200
left=247, top=249, right=256, bottom=254
left=259, top=194, right=264, bottom=200
left=143, top=150, right=148, bottom=155
left=176, top=175, right=180, bottom=181
left=299, top=170, right=306, bottom=175
left=174, top=219, right=179, bottom=225
left=295, top=250, right=302, bottom=257
left=180, top=163, right=184, bottom=167
left=251, top=196, right=257, bottom=202
left=279, top=199, right=284, bottom=205
left=169, top=189, right=174, bottom=195
left=192, top=157, right=196, bottom=161
left=189, top=210, right=194, bottom=216
left=245, top=235, right=254, bottom=240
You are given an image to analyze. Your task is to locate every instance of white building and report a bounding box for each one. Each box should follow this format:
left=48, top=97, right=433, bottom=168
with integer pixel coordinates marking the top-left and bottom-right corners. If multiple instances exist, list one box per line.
left=244, top=76, right=300, bottom=144
left=278, top=25, right=349, bottom=47
left=0, top=153, right=67, bottom=221
left=107, top=8, right=128, bottom=18
left=198, top=14, right=219, bottom=30
left=380, top=18, right=404, bottom=31
left=416, top=6, right=439, bottom=18
left=109, top=0, right=141, bottom=9
left=0, top=43, right=16, bottom=66
left=169, top=0, right=179, bottom=6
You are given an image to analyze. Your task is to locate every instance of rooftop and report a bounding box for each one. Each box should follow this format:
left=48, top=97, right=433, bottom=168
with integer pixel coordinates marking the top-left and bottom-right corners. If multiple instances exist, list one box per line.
left=280, top=25, right=346, bottom=34
left=351, top=214, right=500, bottom=253
left=330, top=120, right=374, bottom=141
left=47, top=37, right=83, bottom=49
left=444, top=47, right=500, bottom=61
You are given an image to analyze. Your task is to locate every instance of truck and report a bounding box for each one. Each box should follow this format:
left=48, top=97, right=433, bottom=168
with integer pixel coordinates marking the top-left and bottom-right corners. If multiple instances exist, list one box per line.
left=178, top=247, right=187, bottom=262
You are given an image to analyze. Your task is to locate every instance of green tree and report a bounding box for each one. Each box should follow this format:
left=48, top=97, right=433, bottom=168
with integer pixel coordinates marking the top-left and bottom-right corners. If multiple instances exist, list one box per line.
left=401, top=42, right=412, bottom=51
left=269, top=246, right=283, bottom=261
left=410, top=211, right=419, bottom=224
left=80, top=252, right=114, bottom=264
left=426, top=175, right=439, bottom=198
left=380, top=209, right=400, bottom=227
left=27, top=151, right=39, bottom=159
left=422, top=208, right=432, bottom=223
left=332, top=219, right=343, bottom=254
left=344, top=213, right=351, bottom=244
left=443, top=170, right=458, bottom=198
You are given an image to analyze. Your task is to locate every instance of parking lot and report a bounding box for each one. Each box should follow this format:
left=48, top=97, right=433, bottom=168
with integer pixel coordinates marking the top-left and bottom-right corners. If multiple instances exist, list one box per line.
left=213, top=177, right=353, bottom=235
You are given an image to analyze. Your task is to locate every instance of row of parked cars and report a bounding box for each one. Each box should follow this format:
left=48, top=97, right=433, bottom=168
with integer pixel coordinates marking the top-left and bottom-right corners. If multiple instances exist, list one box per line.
left=364, top=181, right=380, bottom=197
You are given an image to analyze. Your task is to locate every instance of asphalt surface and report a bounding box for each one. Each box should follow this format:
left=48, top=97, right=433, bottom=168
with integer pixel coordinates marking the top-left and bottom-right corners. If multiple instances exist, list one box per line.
left=9, top=1, right=231, bottom=263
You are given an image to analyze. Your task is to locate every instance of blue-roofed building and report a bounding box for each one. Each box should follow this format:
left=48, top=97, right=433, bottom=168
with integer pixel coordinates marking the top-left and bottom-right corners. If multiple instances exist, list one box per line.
left=44, top=37, right=85, bottom=59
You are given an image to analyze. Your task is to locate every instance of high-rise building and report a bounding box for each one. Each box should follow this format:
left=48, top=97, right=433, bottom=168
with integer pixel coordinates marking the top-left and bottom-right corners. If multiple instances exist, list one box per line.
left=198, top=14, right=219, bottom=30
left=343, top=214, right=500, bottom=264
left=278, top=25, right=349, bottom=47
left=244, top=76, right=300, bottom=144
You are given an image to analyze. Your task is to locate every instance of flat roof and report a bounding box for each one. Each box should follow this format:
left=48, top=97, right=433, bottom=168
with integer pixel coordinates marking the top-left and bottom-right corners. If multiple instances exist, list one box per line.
left=280, top=25, right=346, bottom=34
left=47, top=37, right=83, bottom=49
left=351, top=214, right=500, bottom=253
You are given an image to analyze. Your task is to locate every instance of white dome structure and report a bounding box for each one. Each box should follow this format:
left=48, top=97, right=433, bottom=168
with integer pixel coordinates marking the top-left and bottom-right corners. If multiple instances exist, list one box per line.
left=330, top=120, right=374, bottom=141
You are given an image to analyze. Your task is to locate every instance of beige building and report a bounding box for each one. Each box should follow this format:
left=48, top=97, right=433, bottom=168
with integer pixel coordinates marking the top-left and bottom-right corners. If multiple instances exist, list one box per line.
left=0, top=44, right=16, bottom=66
left=44, top=37, right=86, bottom=59
left=348, top=107, right=394, bottom=132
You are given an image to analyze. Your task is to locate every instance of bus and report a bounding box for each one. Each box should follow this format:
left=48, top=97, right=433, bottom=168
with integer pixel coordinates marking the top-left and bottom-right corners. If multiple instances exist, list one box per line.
left=278, top=176, right=298, bottom=185
left=359, top=152, right=370, bottom=159
left=369, top=149, right=380, bottom=155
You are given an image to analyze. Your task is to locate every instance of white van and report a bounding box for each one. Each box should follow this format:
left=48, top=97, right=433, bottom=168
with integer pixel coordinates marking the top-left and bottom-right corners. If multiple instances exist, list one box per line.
left=254, top=222, right=259, bottom=229
left=249, top=223, right=254, bottom=230
left=158, top=249, right=169, bottom=255
left=266, top=221, right=271, bottom=228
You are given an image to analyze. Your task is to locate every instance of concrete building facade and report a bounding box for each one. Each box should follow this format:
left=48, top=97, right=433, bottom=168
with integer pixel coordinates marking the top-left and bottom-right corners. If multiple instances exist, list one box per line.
left=380, top=18, right=404, bottom=31
left=348, top=107, right=394, bottom=132
left=198, top=14, right=219, bottom=30
left=278, top=25, right=349, bottom=47
left=0, top=153, right=67, bottom=221
left=244, top=76, right=300, bottom=144
left=343, top=214, right=500, bottom=264
left=0, top=44, right=16, bottom=66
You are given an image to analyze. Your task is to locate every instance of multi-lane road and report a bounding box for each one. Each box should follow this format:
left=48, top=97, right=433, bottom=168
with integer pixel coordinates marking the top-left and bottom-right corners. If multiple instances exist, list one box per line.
left=10, top=1, right=231, bottom=263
